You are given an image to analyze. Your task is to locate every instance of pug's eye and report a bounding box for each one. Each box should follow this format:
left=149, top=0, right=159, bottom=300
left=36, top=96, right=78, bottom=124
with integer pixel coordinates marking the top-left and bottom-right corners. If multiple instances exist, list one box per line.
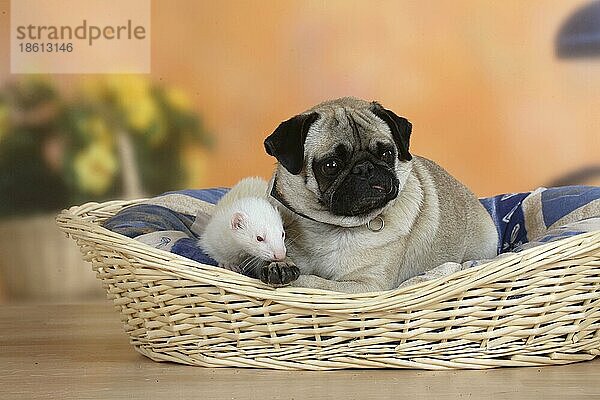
left=380, top=149, right=394, bottom=162
left=321, top=158, right=342, bottom=176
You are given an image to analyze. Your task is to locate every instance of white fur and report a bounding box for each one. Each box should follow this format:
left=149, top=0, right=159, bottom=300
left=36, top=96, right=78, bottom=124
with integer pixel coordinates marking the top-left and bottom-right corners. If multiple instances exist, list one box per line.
left=199, top=178, right=286, bottom=269
left=213, top=176, right=271, bottom=208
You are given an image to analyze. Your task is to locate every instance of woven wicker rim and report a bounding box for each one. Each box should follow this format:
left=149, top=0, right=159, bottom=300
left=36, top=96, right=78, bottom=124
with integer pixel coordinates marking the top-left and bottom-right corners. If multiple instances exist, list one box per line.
left=56, top=199, right=600, bottom=312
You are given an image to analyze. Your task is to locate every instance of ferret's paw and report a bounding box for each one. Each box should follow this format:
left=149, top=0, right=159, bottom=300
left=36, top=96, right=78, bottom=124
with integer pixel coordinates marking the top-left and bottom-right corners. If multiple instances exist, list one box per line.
left=260, top=261, right=300, bottom=287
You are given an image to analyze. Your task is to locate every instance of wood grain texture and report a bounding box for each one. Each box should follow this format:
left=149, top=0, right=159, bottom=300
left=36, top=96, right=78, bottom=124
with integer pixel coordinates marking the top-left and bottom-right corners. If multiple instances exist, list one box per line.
left=1, top=302, right=600, bottom=400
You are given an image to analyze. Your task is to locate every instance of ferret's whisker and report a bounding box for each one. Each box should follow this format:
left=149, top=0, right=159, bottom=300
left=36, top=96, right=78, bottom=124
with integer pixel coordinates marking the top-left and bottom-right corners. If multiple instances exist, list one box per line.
left=285, top=232, right=301, bottom=242
left=241, top=256, right=263, bottom=276
left=239, top=256, right=256, bottom=274
left=285, top=234, right=302, bottom=246
left=239, top=255, right=253, bottom=268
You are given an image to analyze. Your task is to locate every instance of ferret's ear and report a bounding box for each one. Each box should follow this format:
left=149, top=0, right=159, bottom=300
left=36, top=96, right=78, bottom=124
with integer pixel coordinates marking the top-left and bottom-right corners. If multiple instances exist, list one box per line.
left=370, top=102, right=412, bottom=161
left=264, top=112, right=319, bottom=175
left=231, top=212, right=247, bottom=230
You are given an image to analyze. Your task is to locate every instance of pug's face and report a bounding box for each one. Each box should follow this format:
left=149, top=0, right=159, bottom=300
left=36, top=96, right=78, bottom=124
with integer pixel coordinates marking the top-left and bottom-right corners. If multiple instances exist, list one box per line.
left=265, top=97, right=413, bottom=227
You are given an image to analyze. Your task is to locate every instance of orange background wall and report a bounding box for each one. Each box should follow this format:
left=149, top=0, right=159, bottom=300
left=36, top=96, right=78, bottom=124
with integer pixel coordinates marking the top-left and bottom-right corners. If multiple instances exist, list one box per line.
left=0, top=0, right=598, bottom=196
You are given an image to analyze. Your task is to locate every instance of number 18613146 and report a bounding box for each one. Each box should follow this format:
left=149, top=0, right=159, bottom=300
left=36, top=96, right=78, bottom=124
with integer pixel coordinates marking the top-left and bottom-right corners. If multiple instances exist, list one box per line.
left=18, top=43, right=73, bottom=53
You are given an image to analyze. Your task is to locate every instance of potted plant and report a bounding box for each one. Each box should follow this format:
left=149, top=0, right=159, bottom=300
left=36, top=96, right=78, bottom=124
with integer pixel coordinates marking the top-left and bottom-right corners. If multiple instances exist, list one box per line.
left=0, top=76, right=212, bottom=301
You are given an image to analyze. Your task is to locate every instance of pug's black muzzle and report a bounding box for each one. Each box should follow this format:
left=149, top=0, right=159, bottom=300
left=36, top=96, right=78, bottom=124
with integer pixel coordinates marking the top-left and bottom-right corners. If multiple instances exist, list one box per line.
left=328, top=159, right=399, bottom=217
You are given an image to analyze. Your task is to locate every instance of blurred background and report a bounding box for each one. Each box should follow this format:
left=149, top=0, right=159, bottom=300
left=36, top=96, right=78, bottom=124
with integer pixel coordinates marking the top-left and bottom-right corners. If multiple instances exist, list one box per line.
left=0, top=0, right=598, bottom=303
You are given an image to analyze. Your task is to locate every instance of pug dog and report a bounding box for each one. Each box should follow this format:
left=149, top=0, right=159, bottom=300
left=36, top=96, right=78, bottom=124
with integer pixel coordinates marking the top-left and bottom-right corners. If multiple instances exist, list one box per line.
left=260, top=97, right=498, bottom=293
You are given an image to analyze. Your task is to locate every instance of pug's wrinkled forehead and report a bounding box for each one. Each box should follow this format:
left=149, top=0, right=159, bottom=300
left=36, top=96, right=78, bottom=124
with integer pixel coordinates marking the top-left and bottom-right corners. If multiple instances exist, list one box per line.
left=304, top=104, right=393, bottom=162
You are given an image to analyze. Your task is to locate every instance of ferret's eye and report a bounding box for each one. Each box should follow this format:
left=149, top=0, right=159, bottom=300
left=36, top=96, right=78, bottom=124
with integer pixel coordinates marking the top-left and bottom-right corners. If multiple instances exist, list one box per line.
left=256, top=236, right=264, bottom=242
left=281, top=232, right=285, bottom=238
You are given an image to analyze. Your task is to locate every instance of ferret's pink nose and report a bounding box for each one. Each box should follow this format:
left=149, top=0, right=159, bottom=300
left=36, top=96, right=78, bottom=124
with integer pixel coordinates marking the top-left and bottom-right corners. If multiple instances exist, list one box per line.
left=273, top=249, right=286, bottom=261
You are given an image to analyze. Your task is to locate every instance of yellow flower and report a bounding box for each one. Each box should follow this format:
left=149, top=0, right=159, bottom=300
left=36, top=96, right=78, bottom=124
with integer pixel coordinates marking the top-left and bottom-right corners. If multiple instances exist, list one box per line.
left=81, top=75, right=158, bottom=132
left=125, top=95, right=158, bottom=132
left=77, top=115, right=113, bottom=146
left=105, top=75, right=149, bottom=103
left=89, top=116, right=113, bottom=145
left=105, top=75, right=157, bottom=132
left=182, top=144, right=207, bottom=187
left=0, top=103, right=8, bottom=143
left=164, top=87, right=191, bottom=112
left=74, top=143, right=118, bottom=196
left=79, top=77, right=106, bottom=102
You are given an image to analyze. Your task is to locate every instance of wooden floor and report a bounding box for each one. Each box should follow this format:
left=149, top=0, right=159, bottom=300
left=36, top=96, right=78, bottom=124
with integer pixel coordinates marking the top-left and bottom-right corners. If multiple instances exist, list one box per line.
left=1, top=302, right=599, bottom=400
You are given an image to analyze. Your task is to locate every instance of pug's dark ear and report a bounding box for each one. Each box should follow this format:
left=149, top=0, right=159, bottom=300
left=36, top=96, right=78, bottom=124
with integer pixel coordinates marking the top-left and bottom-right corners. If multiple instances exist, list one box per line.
left=370, top=102, right=412, bottom=161
left=264, top=112, right=319, bottom=175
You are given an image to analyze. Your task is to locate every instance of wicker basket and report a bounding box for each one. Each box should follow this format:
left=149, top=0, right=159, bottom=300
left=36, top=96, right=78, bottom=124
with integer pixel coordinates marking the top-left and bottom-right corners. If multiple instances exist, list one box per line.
left=56, top=199, right=600, bottom=370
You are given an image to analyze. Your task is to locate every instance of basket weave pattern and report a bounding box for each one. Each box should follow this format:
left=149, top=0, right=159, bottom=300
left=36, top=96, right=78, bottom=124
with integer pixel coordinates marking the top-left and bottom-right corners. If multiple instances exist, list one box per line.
left=57, top=200, right=600, bottom=370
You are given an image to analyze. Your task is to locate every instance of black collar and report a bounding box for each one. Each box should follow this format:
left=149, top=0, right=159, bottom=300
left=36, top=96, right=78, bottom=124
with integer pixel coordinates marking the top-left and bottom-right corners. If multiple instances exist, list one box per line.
left=269, top=178, right=325, bottom=224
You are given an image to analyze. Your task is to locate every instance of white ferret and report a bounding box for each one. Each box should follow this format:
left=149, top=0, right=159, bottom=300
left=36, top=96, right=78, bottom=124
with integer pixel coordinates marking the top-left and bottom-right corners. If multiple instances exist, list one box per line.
left=199, top=177, right=286, bottom=275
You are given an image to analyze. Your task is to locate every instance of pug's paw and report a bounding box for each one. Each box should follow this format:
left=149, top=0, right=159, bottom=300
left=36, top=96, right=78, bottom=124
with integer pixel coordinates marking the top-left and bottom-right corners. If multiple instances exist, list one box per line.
left=260, top=260, right=300, bottom=287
